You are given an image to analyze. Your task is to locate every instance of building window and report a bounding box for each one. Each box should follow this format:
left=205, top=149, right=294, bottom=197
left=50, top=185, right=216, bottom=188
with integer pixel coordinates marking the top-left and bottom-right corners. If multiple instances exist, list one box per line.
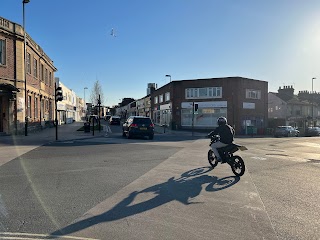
left=34, top=97, right=38, bottom=118
left=45, top=68, right=48, bottom=85
left=49, top=72, right=52, bottom=86
left=165, top=92, right=170, bottom=101
left=185, top=87, right=222, bottom=99
left=27, top=53, right=31, bottom=74
left=28, top=95, right=32, bottom=117
left=46, top=99, right=49, bottom=111
left=154, top=96, right=158, bottom=104
left=159, top=94, right=163, bottom=103
left=40, top=64, right=44, bottom=81
left=0, top=39, right=6, bottom=65
left=246, top=89, right=261, bottom=99
left=33, top=59, right=38, bottom=78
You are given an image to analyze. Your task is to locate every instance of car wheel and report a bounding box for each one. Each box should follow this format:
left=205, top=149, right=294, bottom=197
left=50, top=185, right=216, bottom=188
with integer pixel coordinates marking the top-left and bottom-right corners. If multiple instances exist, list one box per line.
left=127, top=132, right=132, bottom=139
left=149, top=134, right=154, bottom=140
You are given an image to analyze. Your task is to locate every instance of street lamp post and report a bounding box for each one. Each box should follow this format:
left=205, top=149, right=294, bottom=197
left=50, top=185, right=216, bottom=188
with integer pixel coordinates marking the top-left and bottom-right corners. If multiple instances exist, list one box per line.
left=165, top=75, right=171, bottom=83
left=23, top=0, right=30, bottom=136
left=84, top=87, right=88, bottom=119
left=312, top=77, right=316, bottom=127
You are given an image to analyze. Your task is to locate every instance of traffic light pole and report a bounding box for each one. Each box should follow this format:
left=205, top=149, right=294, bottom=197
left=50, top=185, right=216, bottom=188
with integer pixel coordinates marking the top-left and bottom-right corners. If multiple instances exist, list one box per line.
left=54, top=83, right=63, bottom=140
left=192, top=102, right=194, bottom=136
left=55, top=82, right=58, bottom=141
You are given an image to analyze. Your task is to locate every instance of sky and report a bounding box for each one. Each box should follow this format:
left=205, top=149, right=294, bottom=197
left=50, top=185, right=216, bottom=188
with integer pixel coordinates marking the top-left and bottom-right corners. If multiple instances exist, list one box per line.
left=2, top=0, right=320, bottom=106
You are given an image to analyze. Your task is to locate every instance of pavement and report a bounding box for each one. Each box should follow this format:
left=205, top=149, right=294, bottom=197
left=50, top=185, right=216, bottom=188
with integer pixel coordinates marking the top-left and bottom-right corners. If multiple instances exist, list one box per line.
left=0, top=121, right=107, bottom=167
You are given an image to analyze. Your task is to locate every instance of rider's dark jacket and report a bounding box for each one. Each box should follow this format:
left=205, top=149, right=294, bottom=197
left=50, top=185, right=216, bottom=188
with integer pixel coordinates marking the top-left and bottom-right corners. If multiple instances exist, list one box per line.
left=209, top=124, right=235, bottom=144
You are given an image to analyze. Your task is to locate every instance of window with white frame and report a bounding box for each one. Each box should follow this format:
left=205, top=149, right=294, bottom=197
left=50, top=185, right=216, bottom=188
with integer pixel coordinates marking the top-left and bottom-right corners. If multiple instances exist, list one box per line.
left=154, top=96, right=158, bottom=104
left=246, top=89, right=261, bottom=99
left=0, top=39, right=6, bottom=65
left=165, top=92, right=170, bottom=101
left=159, top=94, right=163, bottom=103
left=185, top=87, right=222, bottom=99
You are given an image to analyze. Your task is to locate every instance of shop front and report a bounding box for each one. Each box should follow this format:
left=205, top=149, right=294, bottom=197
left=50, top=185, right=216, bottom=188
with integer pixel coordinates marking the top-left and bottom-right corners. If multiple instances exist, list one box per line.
left=180, top=101, right=227, bottom=128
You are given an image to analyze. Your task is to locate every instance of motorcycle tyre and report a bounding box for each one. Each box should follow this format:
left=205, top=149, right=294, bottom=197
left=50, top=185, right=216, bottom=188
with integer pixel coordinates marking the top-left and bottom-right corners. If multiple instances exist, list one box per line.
left=231, top=156, right=245, bottom=177
left=208, top=149, right=218, bottom=168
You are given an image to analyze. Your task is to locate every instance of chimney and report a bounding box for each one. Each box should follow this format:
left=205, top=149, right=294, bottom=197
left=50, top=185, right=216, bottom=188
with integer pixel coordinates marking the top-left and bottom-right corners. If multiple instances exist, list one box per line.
left=278, top=85, right=294, bottom=101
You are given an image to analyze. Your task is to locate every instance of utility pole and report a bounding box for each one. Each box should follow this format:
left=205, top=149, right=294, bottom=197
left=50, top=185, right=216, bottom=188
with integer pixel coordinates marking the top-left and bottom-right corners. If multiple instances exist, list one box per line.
left=55, top=82, right=58, bottom=140
left=312, top=78, right=316, bottom=127
left=98, top=94, right=101, bottom=132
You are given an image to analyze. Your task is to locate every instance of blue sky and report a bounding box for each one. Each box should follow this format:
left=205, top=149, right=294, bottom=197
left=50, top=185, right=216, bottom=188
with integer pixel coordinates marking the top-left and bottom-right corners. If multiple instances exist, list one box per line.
left=2, top=0, right=320, bottom=106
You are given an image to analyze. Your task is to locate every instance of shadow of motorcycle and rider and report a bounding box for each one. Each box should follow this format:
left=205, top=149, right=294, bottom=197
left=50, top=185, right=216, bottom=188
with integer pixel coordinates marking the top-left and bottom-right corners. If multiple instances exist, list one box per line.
left=51, top=167, right=240, bottom=237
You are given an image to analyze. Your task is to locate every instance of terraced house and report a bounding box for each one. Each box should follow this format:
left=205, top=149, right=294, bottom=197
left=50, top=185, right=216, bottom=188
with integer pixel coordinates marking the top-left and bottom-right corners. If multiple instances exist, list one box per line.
left=0, top=16, right=57, bottom=134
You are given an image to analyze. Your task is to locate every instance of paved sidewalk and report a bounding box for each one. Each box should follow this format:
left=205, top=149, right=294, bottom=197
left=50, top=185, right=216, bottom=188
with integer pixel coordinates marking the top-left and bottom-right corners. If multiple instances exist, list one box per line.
left=154, top=125, right=207, bottom=138
left=0, top=121, right=107, bottom=167
left=0, top=121, right=107, bottom=145
left=154, top=125, right=272, bottom=139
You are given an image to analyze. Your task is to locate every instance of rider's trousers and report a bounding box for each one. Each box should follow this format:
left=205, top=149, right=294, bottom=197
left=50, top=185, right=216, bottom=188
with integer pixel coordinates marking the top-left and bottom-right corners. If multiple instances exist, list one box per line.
left=210, top=141, right=228, bottom=160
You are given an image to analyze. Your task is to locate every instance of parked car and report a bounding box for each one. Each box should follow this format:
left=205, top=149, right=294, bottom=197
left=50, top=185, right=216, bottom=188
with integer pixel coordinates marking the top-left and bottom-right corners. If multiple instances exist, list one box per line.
left=109, top=116, right=121, bottom=125
left=122, top=116, right=154, bottom=139
left=305, top=127, right=320, bottom=137
left=104, top=115, right=111, bottom=121
left=274, top=126, right=299, bottom=137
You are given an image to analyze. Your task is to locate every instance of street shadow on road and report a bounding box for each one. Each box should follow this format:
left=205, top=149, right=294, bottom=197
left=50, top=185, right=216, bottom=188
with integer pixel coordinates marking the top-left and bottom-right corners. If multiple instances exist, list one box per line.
left=50, top=166, right=240, bottom=237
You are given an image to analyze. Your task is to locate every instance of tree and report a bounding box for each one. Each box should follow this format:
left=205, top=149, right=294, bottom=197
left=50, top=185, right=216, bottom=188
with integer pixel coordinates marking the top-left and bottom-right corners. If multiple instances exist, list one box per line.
left=90, top=80, right=105, bottom=106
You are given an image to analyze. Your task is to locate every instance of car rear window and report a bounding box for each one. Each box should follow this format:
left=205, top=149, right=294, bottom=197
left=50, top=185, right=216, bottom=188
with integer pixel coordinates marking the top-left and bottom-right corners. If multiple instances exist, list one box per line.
left=133, top=118, right=152, bottom=124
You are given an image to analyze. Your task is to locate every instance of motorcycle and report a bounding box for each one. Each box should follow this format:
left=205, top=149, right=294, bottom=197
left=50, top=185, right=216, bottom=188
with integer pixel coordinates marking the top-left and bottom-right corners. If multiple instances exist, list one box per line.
left=207, top=135, right=248, bottom=177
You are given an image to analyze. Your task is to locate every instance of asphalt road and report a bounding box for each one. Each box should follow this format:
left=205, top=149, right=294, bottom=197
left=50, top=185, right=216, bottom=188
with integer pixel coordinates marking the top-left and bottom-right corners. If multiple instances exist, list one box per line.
left=0, top=124, right=319, bottom=240
left=235, top=136, right=320, bottom=240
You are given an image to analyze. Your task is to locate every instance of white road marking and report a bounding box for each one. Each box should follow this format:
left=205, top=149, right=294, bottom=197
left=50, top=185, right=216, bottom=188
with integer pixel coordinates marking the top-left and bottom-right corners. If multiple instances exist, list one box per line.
left=0, top=232, right=99, bottom=240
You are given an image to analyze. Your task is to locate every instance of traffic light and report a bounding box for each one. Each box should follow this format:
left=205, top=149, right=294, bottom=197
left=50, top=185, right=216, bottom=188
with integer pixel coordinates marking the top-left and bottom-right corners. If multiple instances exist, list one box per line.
left=194, top=103, right=199, bottom=112
left=55, top=87, right=63, bottom=102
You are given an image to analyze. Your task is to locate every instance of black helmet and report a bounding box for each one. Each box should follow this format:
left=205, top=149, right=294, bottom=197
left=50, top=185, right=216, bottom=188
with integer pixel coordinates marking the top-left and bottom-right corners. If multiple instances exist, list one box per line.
left=217, top=116, right=227, bottom=126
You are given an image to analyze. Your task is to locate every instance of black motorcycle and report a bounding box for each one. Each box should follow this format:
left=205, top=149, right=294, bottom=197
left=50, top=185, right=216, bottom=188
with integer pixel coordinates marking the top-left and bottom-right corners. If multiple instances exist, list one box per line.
left=208, top=135, right=247, bottom=177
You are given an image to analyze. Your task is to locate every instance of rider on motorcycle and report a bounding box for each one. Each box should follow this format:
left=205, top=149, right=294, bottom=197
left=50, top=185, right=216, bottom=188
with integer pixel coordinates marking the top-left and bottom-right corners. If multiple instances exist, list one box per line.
left=208, top=117, right=235, bottom=163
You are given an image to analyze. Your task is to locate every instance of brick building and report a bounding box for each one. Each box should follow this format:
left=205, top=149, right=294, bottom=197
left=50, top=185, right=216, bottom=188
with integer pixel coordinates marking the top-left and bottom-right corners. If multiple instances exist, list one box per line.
left=151, top=77, right=268, bottom=135
left=0, top=16, right=57, bottom=134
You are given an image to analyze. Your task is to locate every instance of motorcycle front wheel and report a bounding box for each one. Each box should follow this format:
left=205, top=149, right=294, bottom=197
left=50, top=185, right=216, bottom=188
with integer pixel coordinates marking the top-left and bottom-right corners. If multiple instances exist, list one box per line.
left=208, top=149, right=218, bottom=168
left=230, top=156, right=245, bottom=176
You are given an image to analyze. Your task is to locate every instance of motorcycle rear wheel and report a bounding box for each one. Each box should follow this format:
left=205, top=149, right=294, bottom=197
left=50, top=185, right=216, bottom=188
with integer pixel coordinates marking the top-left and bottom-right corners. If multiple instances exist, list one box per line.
left=208, top=149, right=218, bottom=168
left=231, top=156, right=245, bottom=176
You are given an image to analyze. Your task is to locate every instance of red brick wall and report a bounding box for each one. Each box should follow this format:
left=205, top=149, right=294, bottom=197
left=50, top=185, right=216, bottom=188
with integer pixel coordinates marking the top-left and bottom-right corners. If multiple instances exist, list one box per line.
left=151, top=77, right=268, bottom=134
left=0, top=34, right=15, bottom=80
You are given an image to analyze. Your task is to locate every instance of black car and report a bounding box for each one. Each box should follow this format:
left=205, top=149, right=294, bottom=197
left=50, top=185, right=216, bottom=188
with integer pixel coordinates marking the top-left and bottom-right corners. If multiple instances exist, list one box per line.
left=122, top=116, right=154, bottom=139
left=305, top=127, right=320, bottom=137
left=109, top=116, right=121, bottom=125
left=104, top=115, right=111, bottom=121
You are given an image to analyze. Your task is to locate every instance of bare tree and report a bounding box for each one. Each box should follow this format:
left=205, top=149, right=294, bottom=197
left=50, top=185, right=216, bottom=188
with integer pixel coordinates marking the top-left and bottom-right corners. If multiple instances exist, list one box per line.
left=90, top=80, right=105, bottom=105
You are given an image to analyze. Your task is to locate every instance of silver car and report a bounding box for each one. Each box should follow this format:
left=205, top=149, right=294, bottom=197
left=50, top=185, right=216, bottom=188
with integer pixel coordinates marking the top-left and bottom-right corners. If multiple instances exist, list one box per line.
left=274, top=126, right=299, bottom=137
